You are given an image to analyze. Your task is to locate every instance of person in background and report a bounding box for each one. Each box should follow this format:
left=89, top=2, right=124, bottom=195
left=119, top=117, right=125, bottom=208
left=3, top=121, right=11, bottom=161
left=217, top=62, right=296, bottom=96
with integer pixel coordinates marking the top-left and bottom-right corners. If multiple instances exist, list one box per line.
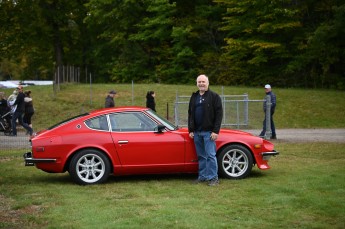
left=0, top=92, right=9, bottom=115
left=23, top=90, right=35, bottom=132
left=105, top=90, right=116, bottom=108
left=0, top=92, right=11, bottom=129
left=188, top=74, right=223, bottom=186
left=146, top=91, right=156, bottom=112
left=7, top=89, right=18, bottom=114
left=259, top=84, right=277, bottom=139
left=11, top=85, right=33, bottom=137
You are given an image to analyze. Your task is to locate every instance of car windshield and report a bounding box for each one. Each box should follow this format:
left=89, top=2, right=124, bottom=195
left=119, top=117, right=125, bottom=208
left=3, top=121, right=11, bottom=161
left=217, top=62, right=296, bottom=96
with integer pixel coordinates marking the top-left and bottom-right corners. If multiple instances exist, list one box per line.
left=146, top=110, right=178, bottom=130
left=47, top=113, right=89, bottom=130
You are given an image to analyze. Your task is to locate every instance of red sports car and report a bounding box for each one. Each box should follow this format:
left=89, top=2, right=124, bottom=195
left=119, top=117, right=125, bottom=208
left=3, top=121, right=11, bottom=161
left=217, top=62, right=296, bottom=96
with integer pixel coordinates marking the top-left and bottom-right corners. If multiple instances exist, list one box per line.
left=24, top=107, right=279, bottom=185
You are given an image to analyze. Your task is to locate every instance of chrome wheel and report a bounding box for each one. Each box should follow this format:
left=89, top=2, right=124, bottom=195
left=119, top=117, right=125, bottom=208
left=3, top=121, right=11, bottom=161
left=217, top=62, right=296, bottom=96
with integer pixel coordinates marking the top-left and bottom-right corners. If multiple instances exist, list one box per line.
left=69, top=150, right=110, bottom=185
left=218, top=145, right=253, bottom=179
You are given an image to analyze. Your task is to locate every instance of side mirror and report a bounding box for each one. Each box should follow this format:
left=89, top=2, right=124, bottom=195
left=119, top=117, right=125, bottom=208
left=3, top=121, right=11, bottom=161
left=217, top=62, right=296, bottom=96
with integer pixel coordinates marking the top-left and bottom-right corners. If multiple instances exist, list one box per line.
left=155, top=124, right=166, bottom=133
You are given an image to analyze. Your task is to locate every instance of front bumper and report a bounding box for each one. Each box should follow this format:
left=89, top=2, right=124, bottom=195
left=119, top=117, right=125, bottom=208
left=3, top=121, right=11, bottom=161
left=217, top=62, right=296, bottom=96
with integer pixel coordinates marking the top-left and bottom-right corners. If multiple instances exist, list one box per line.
left=261, top=150, right=279, bottom=160
left=23, top=152, right=57, bottom=166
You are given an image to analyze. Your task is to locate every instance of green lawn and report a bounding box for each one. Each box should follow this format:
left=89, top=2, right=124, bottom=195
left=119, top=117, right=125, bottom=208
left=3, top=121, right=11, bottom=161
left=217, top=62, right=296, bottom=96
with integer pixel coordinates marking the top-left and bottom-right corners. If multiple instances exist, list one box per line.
left=1, top=143, right=344, bottom=228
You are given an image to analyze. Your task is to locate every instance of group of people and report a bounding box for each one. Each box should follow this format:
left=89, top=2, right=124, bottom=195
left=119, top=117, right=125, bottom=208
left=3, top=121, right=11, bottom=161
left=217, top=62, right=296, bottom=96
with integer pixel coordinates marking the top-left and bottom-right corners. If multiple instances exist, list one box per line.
left=104, top=75, right=276, bottom=187
left=0, top=85, right=35, bottom=137
left=3, top=79, right=275, bottom=187
left=104, top=89, right=156, bottom=112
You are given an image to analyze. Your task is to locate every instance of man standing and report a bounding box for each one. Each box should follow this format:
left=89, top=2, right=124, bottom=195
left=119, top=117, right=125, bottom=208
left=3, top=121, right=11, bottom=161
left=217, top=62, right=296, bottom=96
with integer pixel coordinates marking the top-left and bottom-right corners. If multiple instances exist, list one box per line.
left=11, top=85, right=33, bottom=137
left=188, top=74, right=223, bottom=186
left=105, top=90, right=116, bottom=108
left=259, top=84, right=277, bottom=139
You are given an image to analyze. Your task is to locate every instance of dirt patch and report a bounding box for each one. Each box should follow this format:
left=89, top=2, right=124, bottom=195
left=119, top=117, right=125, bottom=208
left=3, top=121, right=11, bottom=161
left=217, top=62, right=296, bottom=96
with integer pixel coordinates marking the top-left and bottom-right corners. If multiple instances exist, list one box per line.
left=0, top=195, right=43, bottom=228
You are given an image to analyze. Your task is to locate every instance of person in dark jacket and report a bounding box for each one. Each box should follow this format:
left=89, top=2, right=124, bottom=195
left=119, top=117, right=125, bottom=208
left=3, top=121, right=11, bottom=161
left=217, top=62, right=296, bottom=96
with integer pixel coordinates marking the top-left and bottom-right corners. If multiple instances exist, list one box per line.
left=188, top=74, right=223, bottom=186
left=0, top=92, right=11, bottom=129
left=0, top=92, right=9, bottom=115
left=11, top=85, right=33, bottom=136
left=146, top=91, right=156, bottom=112
left=105, top=90, right=116, bottom=108
left=259, top=84, right=277, bottom=139
left=23, top=90, right=35, bottom=131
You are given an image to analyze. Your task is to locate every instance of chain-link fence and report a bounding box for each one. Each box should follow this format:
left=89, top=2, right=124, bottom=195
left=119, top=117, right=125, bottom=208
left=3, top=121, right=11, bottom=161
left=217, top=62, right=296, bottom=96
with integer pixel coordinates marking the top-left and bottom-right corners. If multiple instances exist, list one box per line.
left=174, top=93, right=269, bottom=131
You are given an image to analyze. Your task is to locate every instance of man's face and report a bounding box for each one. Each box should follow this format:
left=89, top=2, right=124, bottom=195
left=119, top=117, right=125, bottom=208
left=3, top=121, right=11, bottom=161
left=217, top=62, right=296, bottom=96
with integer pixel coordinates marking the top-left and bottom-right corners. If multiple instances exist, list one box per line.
left=197, top=76, right=209, bottom=92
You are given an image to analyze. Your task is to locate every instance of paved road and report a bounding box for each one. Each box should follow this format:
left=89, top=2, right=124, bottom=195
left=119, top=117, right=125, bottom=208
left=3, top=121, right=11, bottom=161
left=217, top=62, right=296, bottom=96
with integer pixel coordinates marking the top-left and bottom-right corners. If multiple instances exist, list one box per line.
left=244, top=128, right=345, bottom=143
left=1, top=128, right=345, bottom=150
left=1, top=131, right=32, bottom=150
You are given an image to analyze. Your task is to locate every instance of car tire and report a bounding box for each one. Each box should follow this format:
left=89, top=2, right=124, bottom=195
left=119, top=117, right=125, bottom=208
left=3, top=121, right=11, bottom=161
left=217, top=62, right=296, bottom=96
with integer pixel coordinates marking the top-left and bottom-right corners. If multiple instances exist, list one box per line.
left=217, top=144, right=253, bottom=179
left=69, top=149, right=111, bottom=185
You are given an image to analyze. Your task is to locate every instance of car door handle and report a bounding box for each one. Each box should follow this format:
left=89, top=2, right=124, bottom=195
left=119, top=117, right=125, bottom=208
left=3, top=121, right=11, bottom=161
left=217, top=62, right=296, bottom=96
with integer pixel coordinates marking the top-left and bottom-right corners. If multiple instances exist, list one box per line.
left=118, top=140, right=128, bottom=144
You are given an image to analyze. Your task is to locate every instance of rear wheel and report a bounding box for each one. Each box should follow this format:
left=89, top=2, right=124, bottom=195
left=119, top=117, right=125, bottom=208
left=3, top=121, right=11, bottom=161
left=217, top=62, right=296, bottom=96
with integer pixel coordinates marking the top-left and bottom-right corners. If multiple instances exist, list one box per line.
left=69, top=149, right=110, bottom=185
left=217, top=145, right=253, bottom=179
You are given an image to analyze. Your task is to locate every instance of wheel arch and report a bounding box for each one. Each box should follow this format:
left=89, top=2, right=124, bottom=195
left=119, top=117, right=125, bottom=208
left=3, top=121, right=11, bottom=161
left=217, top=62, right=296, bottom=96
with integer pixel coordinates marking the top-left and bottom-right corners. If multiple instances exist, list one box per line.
left=63, top=147, right=114, bottom=173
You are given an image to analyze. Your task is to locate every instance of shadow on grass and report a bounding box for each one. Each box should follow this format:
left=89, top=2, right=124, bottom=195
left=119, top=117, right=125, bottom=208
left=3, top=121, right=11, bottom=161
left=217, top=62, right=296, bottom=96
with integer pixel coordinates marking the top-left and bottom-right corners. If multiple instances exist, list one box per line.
left=108, top=173, right=197, bottom=184
left=27, top=168, right=268, bottom=185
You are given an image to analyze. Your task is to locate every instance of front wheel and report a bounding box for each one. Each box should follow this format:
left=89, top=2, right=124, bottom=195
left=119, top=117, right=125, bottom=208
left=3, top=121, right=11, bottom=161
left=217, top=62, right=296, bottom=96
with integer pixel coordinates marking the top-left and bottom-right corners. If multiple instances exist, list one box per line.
left=69, top=149, right=110, bottom=185
left=217, top=145, right=253, bottom=179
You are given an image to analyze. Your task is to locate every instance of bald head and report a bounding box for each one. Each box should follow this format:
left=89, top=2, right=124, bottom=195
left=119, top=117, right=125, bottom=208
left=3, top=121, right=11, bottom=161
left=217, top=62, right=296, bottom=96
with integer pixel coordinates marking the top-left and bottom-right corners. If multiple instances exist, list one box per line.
left=196, top=74, right=209, bottom=93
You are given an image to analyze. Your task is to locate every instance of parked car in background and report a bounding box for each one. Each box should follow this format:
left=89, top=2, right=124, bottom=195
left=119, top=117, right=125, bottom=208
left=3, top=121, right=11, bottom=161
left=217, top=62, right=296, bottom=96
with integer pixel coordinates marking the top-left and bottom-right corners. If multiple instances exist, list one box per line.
left=24, top=107, right=279, bottom=185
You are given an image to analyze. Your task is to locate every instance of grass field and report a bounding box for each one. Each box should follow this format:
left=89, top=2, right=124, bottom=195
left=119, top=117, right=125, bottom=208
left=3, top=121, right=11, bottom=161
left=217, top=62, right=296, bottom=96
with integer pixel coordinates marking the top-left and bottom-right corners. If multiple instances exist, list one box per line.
left=1, top=83, right=344, bottom=129
left=1, top=83, right=345, bottom=228
left=1, top=143, right=344, bottom=228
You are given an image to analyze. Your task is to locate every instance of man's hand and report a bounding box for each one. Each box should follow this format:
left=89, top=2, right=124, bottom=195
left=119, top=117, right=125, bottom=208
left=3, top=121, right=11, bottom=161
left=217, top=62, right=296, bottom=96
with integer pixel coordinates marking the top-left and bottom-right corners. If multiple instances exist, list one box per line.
left=189, top=132, right=194, bottom=139
left=210, top=132, right=218, bottom=141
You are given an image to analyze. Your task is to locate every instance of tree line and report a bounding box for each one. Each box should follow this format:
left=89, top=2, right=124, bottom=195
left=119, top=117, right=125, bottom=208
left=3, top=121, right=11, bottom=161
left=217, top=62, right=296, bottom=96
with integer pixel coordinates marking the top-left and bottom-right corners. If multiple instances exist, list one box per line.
left=0, top=0, right=344, bottom=89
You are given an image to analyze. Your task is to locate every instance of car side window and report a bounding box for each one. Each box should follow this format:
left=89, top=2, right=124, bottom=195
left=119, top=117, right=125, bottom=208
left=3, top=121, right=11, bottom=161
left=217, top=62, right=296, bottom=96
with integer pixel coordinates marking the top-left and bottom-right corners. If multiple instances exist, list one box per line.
left=109, top=112, right=156, bottom=132
left=85, top=115, right=109, bottom=131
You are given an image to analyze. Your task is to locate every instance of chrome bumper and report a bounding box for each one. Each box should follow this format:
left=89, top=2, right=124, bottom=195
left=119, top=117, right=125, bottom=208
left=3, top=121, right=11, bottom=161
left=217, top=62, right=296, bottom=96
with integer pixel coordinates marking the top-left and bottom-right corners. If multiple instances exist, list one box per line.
left=261, top=150, right=279, bottom=160
left=23, top=152, right=56, bottom=166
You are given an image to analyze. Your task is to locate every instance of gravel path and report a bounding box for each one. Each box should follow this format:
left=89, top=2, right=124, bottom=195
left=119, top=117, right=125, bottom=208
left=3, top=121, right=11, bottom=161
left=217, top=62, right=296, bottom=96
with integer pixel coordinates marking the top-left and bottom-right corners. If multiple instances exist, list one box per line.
left=1, top=128, right=345, bottom=150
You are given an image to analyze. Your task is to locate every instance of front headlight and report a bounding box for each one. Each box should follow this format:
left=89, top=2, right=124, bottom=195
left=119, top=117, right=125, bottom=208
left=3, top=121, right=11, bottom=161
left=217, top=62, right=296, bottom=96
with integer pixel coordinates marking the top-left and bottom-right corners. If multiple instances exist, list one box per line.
left=262, top=140, right=274, bottom=151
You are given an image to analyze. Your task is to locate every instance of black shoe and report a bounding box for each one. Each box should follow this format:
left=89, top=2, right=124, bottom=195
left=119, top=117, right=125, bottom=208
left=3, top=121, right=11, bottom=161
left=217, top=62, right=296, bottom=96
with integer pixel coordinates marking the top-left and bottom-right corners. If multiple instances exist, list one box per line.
left=192, top=179, right=206, bottom=184
left=271, top=135, right=277, bottom=139
left=208, top=179, right=219, bottom=186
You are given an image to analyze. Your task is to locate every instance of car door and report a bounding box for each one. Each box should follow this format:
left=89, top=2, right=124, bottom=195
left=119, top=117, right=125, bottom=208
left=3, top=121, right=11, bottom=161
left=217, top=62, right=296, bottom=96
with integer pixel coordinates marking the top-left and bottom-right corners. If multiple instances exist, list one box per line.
left=109, top=112, right=186, bottom=174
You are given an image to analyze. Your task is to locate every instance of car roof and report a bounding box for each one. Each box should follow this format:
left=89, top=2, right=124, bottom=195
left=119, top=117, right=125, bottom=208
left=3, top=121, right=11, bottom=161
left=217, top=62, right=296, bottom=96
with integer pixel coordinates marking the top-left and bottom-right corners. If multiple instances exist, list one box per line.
left=89, top=106, right=149, bottom=116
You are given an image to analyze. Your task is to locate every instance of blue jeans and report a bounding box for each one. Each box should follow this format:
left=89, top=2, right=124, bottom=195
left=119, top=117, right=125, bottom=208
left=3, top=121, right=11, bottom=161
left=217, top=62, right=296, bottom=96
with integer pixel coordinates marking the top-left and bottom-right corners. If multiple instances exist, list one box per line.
left=193, top=131, right=218, bottom=181
left=260, top=113, right=276, bottom=137
left=12, top=111, right=32, bottom=136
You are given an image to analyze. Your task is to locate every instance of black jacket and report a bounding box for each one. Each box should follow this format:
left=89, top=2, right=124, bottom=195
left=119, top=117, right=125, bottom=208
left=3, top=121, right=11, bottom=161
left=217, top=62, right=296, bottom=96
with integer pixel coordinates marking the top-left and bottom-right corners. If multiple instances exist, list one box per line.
left=105, top=95, right=115, bottom=108
left=13, top=92, right=25, bottom=113
left=146, top=96, right=156, bottom=112
left=263, top=91, right=276, bottom=114
left=188, top=89, right=223, bottom=134
left=25, top=98, right=34, bottom=114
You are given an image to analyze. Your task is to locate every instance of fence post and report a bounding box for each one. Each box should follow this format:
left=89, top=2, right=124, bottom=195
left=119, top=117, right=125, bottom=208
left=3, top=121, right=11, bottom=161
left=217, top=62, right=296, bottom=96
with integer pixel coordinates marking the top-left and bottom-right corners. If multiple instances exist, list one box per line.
left=174, top=91, right=179, bottom=126
left=244, top=93, right=248, bottom=126
left=265, top=95, right=272, bottom=139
